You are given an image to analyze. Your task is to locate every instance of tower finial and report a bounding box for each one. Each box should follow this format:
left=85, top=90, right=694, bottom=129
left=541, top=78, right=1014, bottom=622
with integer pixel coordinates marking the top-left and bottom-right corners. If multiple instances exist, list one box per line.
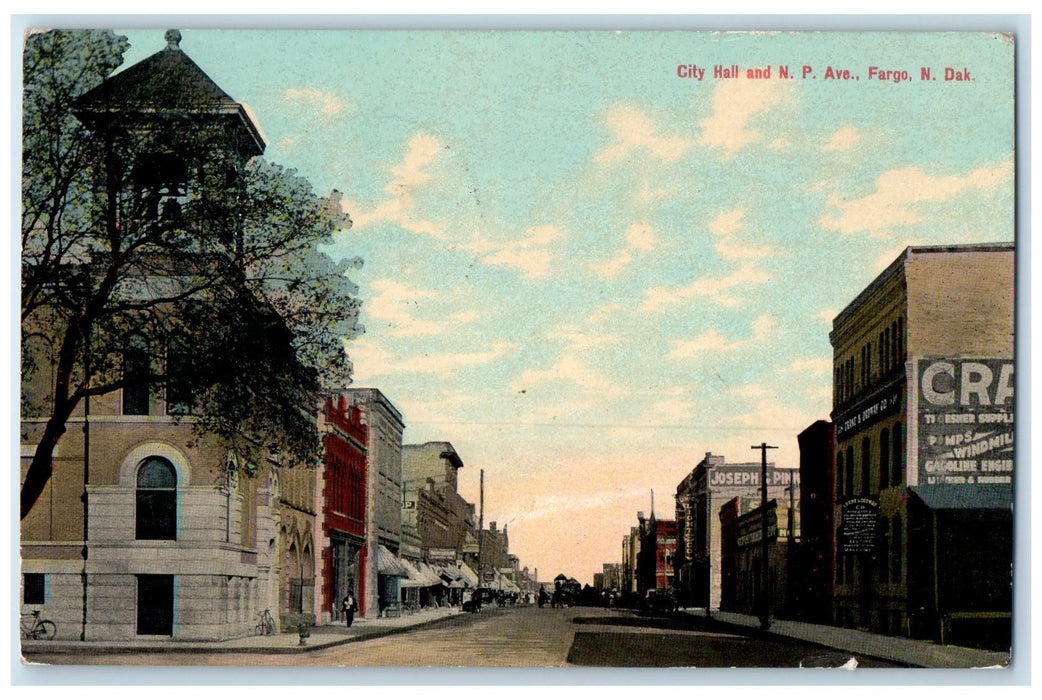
left=165, top=29, right=182, bottom=49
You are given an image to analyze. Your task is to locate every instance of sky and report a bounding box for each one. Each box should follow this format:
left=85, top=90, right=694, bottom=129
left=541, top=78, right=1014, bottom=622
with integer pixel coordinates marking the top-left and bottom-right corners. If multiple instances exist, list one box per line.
left=116, top=28, right=1015, bottom=584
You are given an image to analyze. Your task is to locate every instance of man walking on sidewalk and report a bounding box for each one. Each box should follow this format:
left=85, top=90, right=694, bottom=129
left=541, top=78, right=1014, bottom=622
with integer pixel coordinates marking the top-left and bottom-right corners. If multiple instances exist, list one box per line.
left=342, top=592, right=357, bottom=627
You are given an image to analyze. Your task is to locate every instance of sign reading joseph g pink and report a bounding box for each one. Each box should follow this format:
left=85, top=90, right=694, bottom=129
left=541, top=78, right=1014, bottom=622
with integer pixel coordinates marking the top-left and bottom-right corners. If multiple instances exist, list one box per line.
left=708, top=466, right=798, bottom=488
left=916, top=358, right=1014, bottom=489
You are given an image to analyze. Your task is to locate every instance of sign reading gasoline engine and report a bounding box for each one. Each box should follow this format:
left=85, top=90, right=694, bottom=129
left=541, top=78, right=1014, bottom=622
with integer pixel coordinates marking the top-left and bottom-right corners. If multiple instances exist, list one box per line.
left=917, top=358, right=1014, bottom=488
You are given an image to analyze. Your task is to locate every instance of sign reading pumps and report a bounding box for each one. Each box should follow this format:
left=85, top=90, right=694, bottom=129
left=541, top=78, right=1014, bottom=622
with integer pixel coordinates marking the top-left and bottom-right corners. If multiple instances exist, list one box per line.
left=916, top=358, right=1014, bottom=489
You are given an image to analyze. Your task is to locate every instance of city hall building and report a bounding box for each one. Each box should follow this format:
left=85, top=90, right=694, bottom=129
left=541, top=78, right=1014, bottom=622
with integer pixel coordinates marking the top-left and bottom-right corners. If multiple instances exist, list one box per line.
left=829, top=244, right=1013, bottom=645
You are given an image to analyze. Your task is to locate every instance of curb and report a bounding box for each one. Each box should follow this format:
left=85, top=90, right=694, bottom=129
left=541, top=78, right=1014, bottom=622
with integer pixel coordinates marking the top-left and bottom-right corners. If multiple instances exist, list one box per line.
left=21, top=609, right=478, bottom=657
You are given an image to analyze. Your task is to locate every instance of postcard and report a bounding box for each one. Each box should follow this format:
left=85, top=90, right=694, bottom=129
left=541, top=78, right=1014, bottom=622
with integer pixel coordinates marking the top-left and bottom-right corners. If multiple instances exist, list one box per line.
left=18, top=26, right=1016, bottom=672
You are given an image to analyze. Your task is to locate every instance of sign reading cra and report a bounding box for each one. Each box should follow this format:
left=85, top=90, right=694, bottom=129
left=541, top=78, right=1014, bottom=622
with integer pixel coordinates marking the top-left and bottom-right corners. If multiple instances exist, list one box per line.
left=916, top=358, right=1014, bottom=492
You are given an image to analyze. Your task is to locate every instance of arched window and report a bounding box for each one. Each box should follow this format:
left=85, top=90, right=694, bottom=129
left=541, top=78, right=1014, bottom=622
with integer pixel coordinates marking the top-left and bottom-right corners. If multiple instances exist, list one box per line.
left=891, top=422, right=903, bottom=486
left=136, top=457, right=177, bottom=540
left=860, top=438, right=871, bottom=495
left=879, top=428, right=891, bottom=490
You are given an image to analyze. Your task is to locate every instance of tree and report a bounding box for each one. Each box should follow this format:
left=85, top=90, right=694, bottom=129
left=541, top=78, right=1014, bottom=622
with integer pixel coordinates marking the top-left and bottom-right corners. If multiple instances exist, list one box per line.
left=21, top=30, right=362, bottom=519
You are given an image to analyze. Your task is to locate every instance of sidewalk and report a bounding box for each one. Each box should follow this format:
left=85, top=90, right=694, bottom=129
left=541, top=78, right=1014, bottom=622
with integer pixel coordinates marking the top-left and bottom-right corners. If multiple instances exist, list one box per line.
left=699, top=609, right=1010, bottom=669
left=22, top=606, right=465, bottom=656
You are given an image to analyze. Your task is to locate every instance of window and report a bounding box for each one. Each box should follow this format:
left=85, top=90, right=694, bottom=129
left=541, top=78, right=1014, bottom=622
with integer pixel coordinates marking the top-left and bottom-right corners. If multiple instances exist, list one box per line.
left=165, top=339, right=193, bottom=415
left=891, top=515, right=903, bottom=582
left=137, top=574, right=174, bottom=635
left=879, top=428, right=890, bottom=490
left=24, top=573, right=45, bottom=605
left=123, top=336, right=151, bottom=415
left=860, top=438, right=871, bottom=495
left=845, top=446, right=854, bottom=498
left=134, top=153, right=188, bottom=224
left=136, top=457, right=177, bottom=540
left=891, top=422, right=903, bottom=486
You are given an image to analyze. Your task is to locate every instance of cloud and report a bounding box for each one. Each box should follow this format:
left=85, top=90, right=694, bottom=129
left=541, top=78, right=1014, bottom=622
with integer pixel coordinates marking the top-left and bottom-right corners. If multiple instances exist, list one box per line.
left=595, top=105, right=693, bottom=164
left=347, top=337, right=514, bottom=380
left=283, top=87, right=346, bottom=116
left=668, top=315, right=777, bottom=359
left=364, top=278, right=477, bottom=337
left=708, top=210, right=745, bottom=237
left=642, top=262, right=770, bottom=311
left=699, top=79, right=791, bottom=155
left=350, top=134, right=449, bottom=239
left=585, top=303, right=624, bottom=325
left=394, top=342, right=516, bottom=376
left=511, top=353, right=621, bottom=396
left=590, top=222, right=655, bottom=279
left=823, top=125, right=861, bottom=152
left=781, top=357, right=833, bottom=375
left=479, top=224, right=564, bottom=279
left=814, top=308, right=838, bottom=323
left=819, top=161, right=1013, bottom=237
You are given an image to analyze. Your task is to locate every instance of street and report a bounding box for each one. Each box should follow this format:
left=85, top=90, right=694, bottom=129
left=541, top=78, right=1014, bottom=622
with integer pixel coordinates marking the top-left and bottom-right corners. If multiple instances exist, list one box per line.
left=25, top=606, right=906, bottom=668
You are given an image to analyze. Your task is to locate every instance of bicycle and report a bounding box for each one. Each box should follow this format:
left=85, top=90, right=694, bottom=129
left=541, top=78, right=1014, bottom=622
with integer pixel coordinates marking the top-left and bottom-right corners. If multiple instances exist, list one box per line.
left=254, top=608, right=275, bottom=636
left=21, top=610, right=56, bottom=640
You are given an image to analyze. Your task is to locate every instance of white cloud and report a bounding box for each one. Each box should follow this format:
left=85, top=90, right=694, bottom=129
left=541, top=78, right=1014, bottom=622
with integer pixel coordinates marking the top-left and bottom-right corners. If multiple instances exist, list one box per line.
left=586, top=303, right=624, bottom=325
left=699, top=79, right=791, bottom=155
left=511, top=353, right=621, bottom=396
left=595, top=105, right=693, bottom=164
left=668, top=315, right=777, bottom=359
left=823, top=125, right=861, bottom=152
left=819, top=161, right=1012, bottom=237
left=708, top=210, right=745, bottom=237
left=350, top=134, right=449, bottom=239
left=283, top=87, right=346, bottom=116
left=479, top=224, right=564, bottom=279
left=781, top=357, right=833, bottom=375
left=364, top=278, right=479, bottom=338
left=590, top=222, right=655, bottom=279
left=347, top=337, right=514, bottom=380
left=814, top=308, right=838, bottom=323
left=642, top=262, right=770, bottom=312
left=394, top=342, right=516, bottom=377
left=707, top=209, right=773, bottom=260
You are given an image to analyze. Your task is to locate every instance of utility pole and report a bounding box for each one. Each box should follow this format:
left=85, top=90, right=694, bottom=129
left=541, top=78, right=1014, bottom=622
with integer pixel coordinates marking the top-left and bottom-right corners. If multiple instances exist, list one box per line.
left=478, top=469, right=484, bottom=585
left=752, top=442, right=778, bottom=630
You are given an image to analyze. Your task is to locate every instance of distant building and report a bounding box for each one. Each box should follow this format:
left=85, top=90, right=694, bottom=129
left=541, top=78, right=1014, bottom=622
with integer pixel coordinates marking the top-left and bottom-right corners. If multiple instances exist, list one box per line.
left=829, top=243, right=1013, bottom=645
left=636, top=515, right=677, bottom=595
left=794, top=420, right=836, bottom=624
left=674, top=453, right=798, bottom=610
left=401, top=442, right=476, bottom=564
left=317, top=396, right=367, bottom=624
left=719, top=497, right=796, bottom=618
left=344, top=388, right=406, bottom=618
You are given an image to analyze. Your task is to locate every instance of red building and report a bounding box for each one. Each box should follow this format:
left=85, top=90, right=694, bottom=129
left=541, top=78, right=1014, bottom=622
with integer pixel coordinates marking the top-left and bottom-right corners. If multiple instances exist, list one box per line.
left=320, top=396, right=368, bottom=620
left=637, top=515, right=678, bottom=594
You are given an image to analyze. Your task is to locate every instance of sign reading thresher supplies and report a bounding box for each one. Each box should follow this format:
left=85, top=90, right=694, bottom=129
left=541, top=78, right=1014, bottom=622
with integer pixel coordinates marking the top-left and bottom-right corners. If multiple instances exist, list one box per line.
left=916, top=358, right=1014, bottom=488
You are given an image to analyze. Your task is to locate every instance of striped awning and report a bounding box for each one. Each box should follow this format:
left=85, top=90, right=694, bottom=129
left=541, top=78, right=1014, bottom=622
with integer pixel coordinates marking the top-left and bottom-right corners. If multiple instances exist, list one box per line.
left=375, top=545, right=411, bottom=577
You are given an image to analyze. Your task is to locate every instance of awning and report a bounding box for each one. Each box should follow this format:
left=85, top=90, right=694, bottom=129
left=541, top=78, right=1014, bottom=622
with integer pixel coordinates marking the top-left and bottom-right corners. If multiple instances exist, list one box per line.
left=418, top=562, right=444, bottom=587
left=399, top=559, right=425, bottom=588
left=375, top=545, right=411, bottom=577
left=458, top=562, right=479, bottom=588
left=910, top=484, right=1012, bottom=510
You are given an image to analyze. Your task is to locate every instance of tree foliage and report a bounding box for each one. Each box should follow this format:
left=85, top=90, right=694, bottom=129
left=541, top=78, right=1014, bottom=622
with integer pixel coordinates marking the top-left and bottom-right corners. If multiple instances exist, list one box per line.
left=21, top=30, right=362, bottom=519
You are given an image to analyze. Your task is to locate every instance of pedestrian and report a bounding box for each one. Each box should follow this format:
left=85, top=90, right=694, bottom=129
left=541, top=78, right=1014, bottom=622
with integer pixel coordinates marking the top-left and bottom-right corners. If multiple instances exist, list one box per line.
left=342, top=592, right=357, bottom=627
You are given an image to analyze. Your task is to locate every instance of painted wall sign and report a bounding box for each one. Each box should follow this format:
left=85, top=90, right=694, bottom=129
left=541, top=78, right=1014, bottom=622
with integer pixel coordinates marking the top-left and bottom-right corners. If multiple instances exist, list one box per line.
left=916, top=358, right=1014, bottom=489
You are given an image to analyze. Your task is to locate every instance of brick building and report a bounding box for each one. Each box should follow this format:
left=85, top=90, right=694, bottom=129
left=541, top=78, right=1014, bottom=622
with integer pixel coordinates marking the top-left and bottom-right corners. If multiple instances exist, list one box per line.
left=829, top=243, right=1013, bottom=645
left=19, top=32, right=305, bottom=641
left=344, top=388, right=406, bottom=618
left=674, top=453, right=798, bottom=610
left=318, top=396, right=367, bottom=623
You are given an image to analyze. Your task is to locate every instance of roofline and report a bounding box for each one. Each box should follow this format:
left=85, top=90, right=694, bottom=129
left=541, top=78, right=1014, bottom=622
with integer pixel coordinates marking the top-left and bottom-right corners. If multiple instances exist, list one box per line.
left=832, top=242, right=1014, bottom=331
